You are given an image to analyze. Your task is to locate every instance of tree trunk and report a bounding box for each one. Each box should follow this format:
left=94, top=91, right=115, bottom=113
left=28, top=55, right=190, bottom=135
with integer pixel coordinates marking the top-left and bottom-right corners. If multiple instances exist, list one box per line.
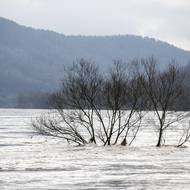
left=156, top=127, right=163, bottom=147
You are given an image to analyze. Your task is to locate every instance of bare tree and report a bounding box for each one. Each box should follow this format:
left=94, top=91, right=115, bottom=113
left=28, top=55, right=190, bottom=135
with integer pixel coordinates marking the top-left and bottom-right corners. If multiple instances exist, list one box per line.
left=33, top=59, right=144, bottom=146
left=177, top=121, right=190, bottom=147
left=139, top=57, right=190, bottom=147
left=33, top=59, right=102, bottom=145
left=100, top=61, right=144, bottom=145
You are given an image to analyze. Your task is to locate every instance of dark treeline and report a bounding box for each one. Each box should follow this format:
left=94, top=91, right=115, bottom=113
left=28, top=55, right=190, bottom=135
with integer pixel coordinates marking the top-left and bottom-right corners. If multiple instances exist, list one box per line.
left=33, top=58, right=190, bottom=147
left=16, top=93, right=50, bottom=109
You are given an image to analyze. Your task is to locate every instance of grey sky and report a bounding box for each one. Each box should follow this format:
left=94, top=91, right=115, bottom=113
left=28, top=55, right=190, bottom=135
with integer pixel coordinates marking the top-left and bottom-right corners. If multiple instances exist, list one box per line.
left=0, top=0, right=190, bottom=50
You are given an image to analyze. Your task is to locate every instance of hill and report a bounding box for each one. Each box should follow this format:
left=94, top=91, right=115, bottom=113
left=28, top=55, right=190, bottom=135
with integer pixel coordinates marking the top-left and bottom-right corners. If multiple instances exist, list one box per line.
left=0, top=17, right=190, bottom=107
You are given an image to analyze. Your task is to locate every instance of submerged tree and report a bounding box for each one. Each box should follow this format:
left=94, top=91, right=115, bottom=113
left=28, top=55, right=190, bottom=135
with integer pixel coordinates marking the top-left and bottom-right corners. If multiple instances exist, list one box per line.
left=33, top=60, right=102, bottom=145
left=98, top=61, right=144, bottom=145
left=33, top=58, right=190, bottom=147
left=139, top=58, right=190, bottom=147
left=33, top=59, right=144, bottom=146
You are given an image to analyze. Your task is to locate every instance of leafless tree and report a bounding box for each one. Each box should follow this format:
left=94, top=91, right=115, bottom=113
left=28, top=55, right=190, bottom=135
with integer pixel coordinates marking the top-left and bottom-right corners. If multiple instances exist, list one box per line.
left=33, top=59, right=144, bottom=146
left=177, top=121, right=190, bottom=147
left=100, top=61, right=144, bottom=145
left=139, top=57, right=190, bottom=147
left=33, top=59, right=102, bottom=145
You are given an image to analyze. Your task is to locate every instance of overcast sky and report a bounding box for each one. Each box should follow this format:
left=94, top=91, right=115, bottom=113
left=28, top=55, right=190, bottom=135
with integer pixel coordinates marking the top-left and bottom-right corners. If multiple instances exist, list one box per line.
left=0, top=0, right=190, bottom=50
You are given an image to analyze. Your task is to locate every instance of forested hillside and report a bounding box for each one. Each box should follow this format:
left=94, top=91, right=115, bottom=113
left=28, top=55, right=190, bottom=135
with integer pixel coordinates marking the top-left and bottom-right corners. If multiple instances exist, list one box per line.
left=0, top=17, right=190, bottom=107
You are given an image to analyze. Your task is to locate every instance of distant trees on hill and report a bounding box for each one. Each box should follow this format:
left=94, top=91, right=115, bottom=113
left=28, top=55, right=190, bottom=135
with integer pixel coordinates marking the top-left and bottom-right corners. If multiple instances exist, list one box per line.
left=1, top=17, right=190, bottom=108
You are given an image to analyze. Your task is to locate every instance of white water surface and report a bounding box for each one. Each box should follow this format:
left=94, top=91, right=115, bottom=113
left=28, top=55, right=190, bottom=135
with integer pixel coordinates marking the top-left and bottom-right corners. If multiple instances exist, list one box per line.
left=0, top=109, right=190, bottom=190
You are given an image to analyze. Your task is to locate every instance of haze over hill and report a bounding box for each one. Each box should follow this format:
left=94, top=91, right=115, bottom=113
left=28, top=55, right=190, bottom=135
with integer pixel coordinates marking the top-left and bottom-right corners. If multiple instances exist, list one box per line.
left=0, top=17, right=190, bottom=107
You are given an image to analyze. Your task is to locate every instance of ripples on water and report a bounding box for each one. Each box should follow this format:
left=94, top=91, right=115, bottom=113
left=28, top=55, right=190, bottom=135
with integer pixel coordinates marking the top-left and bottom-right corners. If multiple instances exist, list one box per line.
left=0, top=109, right=190, bottom=190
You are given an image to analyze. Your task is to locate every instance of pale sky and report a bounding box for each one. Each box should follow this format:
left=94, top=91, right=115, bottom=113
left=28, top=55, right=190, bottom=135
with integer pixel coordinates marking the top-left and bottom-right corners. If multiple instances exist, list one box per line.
left=0, top=0, right=190, bottom=50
